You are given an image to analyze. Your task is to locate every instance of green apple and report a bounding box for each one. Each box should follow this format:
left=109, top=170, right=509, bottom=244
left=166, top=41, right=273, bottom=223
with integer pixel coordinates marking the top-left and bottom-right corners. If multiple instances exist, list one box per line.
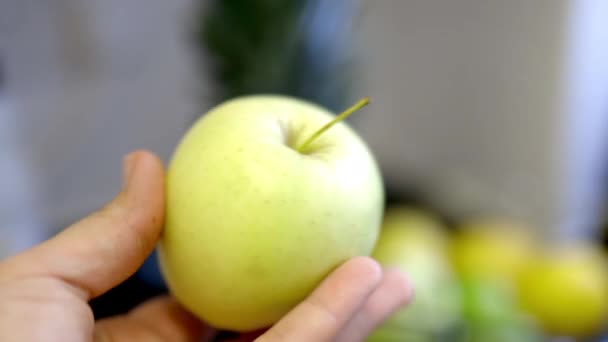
left=157, top=95, right=384, bottom=331
left=459, top=278, right=518, bottom=325
left=517, top=242, right=608, bottom=338
left=454, top=278, right=545, bottom=342
left=368, top=207, right=461, bottom=340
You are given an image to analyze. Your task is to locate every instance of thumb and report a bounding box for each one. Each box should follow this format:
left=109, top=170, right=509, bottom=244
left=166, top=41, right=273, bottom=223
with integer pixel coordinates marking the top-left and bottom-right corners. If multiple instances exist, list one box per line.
left=0, top=151, right=166, bottom=300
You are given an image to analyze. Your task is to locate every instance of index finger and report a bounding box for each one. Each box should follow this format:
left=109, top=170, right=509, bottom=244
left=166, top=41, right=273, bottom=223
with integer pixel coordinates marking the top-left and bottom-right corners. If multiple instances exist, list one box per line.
left=257, top=256, right=382, bottom=342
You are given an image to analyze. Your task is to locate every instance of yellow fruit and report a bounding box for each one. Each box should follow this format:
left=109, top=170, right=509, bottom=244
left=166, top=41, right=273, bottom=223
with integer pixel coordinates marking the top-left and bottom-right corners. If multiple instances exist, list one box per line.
left=449, top=218, right=537, bottom=283
left=517, top=243, right=608, bottom=337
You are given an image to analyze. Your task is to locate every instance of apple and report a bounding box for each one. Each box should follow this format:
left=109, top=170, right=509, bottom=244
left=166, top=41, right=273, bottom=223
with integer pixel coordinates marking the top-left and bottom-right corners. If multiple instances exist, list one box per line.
left=459, top=278, right=518, bottom=326
left=157, top=95, right=384, bottom=331
left=367, top=207, right=461, bottom=340
left=438, top=277, right=543, bottom=342
left=517, top=242, right=608, bottom=338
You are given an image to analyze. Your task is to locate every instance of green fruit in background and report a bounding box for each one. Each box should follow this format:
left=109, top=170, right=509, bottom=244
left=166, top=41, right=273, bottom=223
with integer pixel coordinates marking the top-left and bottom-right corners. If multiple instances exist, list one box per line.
left=158, top=96, right=384, bottom=331
left=449, top=218, right=538, bottom=283
left=460, top=279, right=518, bottom=324
left=459, top=319, right=544, bottom=342
left=367, top=325, right=434, bottom=342
left=458, top=279, right=544, bottom=342
left=368, top=207, right=461, bottom=340
left=517, top=242, right=608, bottom=338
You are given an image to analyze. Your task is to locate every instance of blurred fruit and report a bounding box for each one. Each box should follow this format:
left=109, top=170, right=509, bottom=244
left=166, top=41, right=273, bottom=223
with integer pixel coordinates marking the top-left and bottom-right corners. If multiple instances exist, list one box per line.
left=459, top=318, right=543, bottom=342
left=367, top=326, right=434, bottom=342
left=449, top=218, right=538, bottom=283
left=368, top=207, right=461, bottom=341
left=460, top=279, right=518, bottom=324
left=517, top=242, right=608, bottom=338
left=457, top=279, right=544, bottom=342
left=449, top=220, right=546, bottom=342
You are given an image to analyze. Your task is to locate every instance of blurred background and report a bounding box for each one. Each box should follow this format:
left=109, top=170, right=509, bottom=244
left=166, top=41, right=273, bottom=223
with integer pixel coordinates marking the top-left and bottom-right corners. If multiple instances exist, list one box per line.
left=1, top=0, right=608, bottom=341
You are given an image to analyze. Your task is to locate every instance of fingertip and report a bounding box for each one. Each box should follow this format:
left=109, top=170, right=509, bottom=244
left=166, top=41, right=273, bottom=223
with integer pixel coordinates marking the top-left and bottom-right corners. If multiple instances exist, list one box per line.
left=121, top=150, right=164, bottom=195
left=331, top=268, right=415, bottom=342
left=123, top=153, right=140, bottom=184
left=261, top=256, right=384, bottom=341
left=128, top=150, right=165, bottom=178
left=127, top=149, right=161, bottom=160
left=383, top=268, right=415, bottom=307
left=136, top=150, right=165, bottom=168
left=118, top=150, right=166, bottom=235
left=341, top=256, right=383, bottom=288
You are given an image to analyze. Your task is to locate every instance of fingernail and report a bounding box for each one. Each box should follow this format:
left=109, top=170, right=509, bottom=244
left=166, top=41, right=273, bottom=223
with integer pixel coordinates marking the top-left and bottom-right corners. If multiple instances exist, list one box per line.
left=123, top=152, right=139, bottom=188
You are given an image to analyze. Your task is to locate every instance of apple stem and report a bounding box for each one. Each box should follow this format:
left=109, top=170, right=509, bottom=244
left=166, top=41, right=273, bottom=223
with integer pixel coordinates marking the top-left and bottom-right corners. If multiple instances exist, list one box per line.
left=296, top=97, right=370, bottom=153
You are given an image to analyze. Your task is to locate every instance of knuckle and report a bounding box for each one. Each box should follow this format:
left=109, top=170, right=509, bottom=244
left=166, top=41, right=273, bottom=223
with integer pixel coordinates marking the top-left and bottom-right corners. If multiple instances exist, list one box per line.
left=304, top=296, right=340, bottom=326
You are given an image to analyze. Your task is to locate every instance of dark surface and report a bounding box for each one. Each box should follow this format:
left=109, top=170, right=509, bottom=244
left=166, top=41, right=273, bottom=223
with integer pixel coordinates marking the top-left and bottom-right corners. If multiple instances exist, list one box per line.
left=89, top=274, right=166, bottom=319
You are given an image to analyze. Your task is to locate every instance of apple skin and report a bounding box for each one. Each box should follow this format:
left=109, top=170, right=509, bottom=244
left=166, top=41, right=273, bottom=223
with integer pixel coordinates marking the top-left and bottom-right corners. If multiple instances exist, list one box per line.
left=157, top=95, right=384, bottom=332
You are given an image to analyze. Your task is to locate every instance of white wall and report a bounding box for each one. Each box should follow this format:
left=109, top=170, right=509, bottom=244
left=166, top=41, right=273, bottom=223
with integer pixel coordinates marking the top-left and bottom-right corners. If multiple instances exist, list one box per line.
left=353, top=0, right=608, bottom=238
left=1, top=0, right=607, bottom=257
left=560, top=0, right=608, bottom=239
left=0, top=0, right=202, bottom=256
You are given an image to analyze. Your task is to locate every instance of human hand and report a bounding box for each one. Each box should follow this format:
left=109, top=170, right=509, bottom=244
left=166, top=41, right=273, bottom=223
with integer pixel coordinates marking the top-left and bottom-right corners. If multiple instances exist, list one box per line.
left=0, top=151, right=412, bottom=341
